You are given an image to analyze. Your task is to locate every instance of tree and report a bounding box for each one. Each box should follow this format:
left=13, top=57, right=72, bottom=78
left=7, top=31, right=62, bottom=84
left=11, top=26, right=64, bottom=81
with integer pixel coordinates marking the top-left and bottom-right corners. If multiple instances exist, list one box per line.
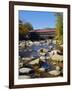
left=55, top=13, right=63, bottom=45
left=19, top=20, right=33, bottom=40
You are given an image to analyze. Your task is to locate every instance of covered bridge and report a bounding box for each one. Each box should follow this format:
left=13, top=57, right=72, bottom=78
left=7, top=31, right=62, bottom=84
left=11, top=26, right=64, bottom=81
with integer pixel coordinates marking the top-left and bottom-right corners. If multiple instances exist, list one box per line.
left=28, top=28, right=56, bottom=40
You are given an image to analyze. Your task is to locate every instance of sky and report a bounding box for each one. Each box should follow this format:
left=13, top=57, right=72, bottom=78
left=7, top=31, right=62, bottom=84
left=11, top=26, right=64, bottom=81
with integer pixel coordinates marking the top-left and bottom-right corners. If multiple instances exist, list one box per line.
left=19, top=10, right=56, bottom=29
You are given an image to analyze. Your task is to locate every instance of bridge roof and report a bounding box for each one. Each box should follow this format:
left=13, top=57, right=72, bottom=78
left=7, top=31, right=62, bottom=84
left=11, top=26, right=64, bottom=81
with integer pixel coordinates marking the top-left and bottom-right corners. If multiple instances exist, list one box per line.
left=29, top=28, right=56, bottom=33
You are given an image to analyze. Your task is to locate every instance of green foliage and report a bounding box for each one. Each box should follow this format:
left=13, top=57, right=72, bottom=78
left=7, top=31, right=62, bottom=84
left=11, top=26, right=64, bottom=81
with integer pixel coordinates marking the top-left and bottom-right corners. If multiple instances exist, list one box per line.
left=55, top=13, right=63, bottom=45
left=19, top=20, right=33, bottom=40
left=19, top=20, right=33, bottom=36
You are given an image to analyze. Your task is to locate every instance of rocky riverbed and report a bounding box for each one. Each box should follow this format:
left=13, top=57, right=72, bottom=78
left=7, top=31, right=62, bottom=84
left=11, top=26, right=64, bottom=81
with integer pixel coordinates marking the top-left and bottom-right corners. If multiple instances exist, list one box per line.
left=18, top=39, right=63, bottom=79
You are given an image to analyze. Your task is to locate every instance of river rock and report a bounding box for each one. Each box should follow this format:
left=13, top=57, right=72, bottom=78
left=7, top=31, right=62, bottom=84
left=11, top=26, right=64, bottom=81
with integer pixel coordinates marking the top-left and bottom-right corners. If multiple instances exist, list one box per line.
left=19, top=68, right=32, bottom=73
left=19, top=75, right=31, bottom=79
left=56, top=66, right=60, bottom=71
left=19, top=62, right=23, bottom=68
left=29, top=58, right=39, bottom=65
left=22, top=57, right=30, bottom=61
left=48, top=70, right=60, bottom=76
left=38, top=67, right=45, bottom=72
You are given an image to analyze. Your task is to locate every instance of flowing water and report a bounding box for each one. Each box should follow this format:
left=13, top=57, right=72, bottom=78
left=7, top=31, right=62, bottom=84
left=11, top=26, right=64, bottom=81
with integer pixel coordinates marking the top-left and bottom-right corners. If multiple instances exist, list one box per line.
left=19, top=41, right=55, bottom=58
